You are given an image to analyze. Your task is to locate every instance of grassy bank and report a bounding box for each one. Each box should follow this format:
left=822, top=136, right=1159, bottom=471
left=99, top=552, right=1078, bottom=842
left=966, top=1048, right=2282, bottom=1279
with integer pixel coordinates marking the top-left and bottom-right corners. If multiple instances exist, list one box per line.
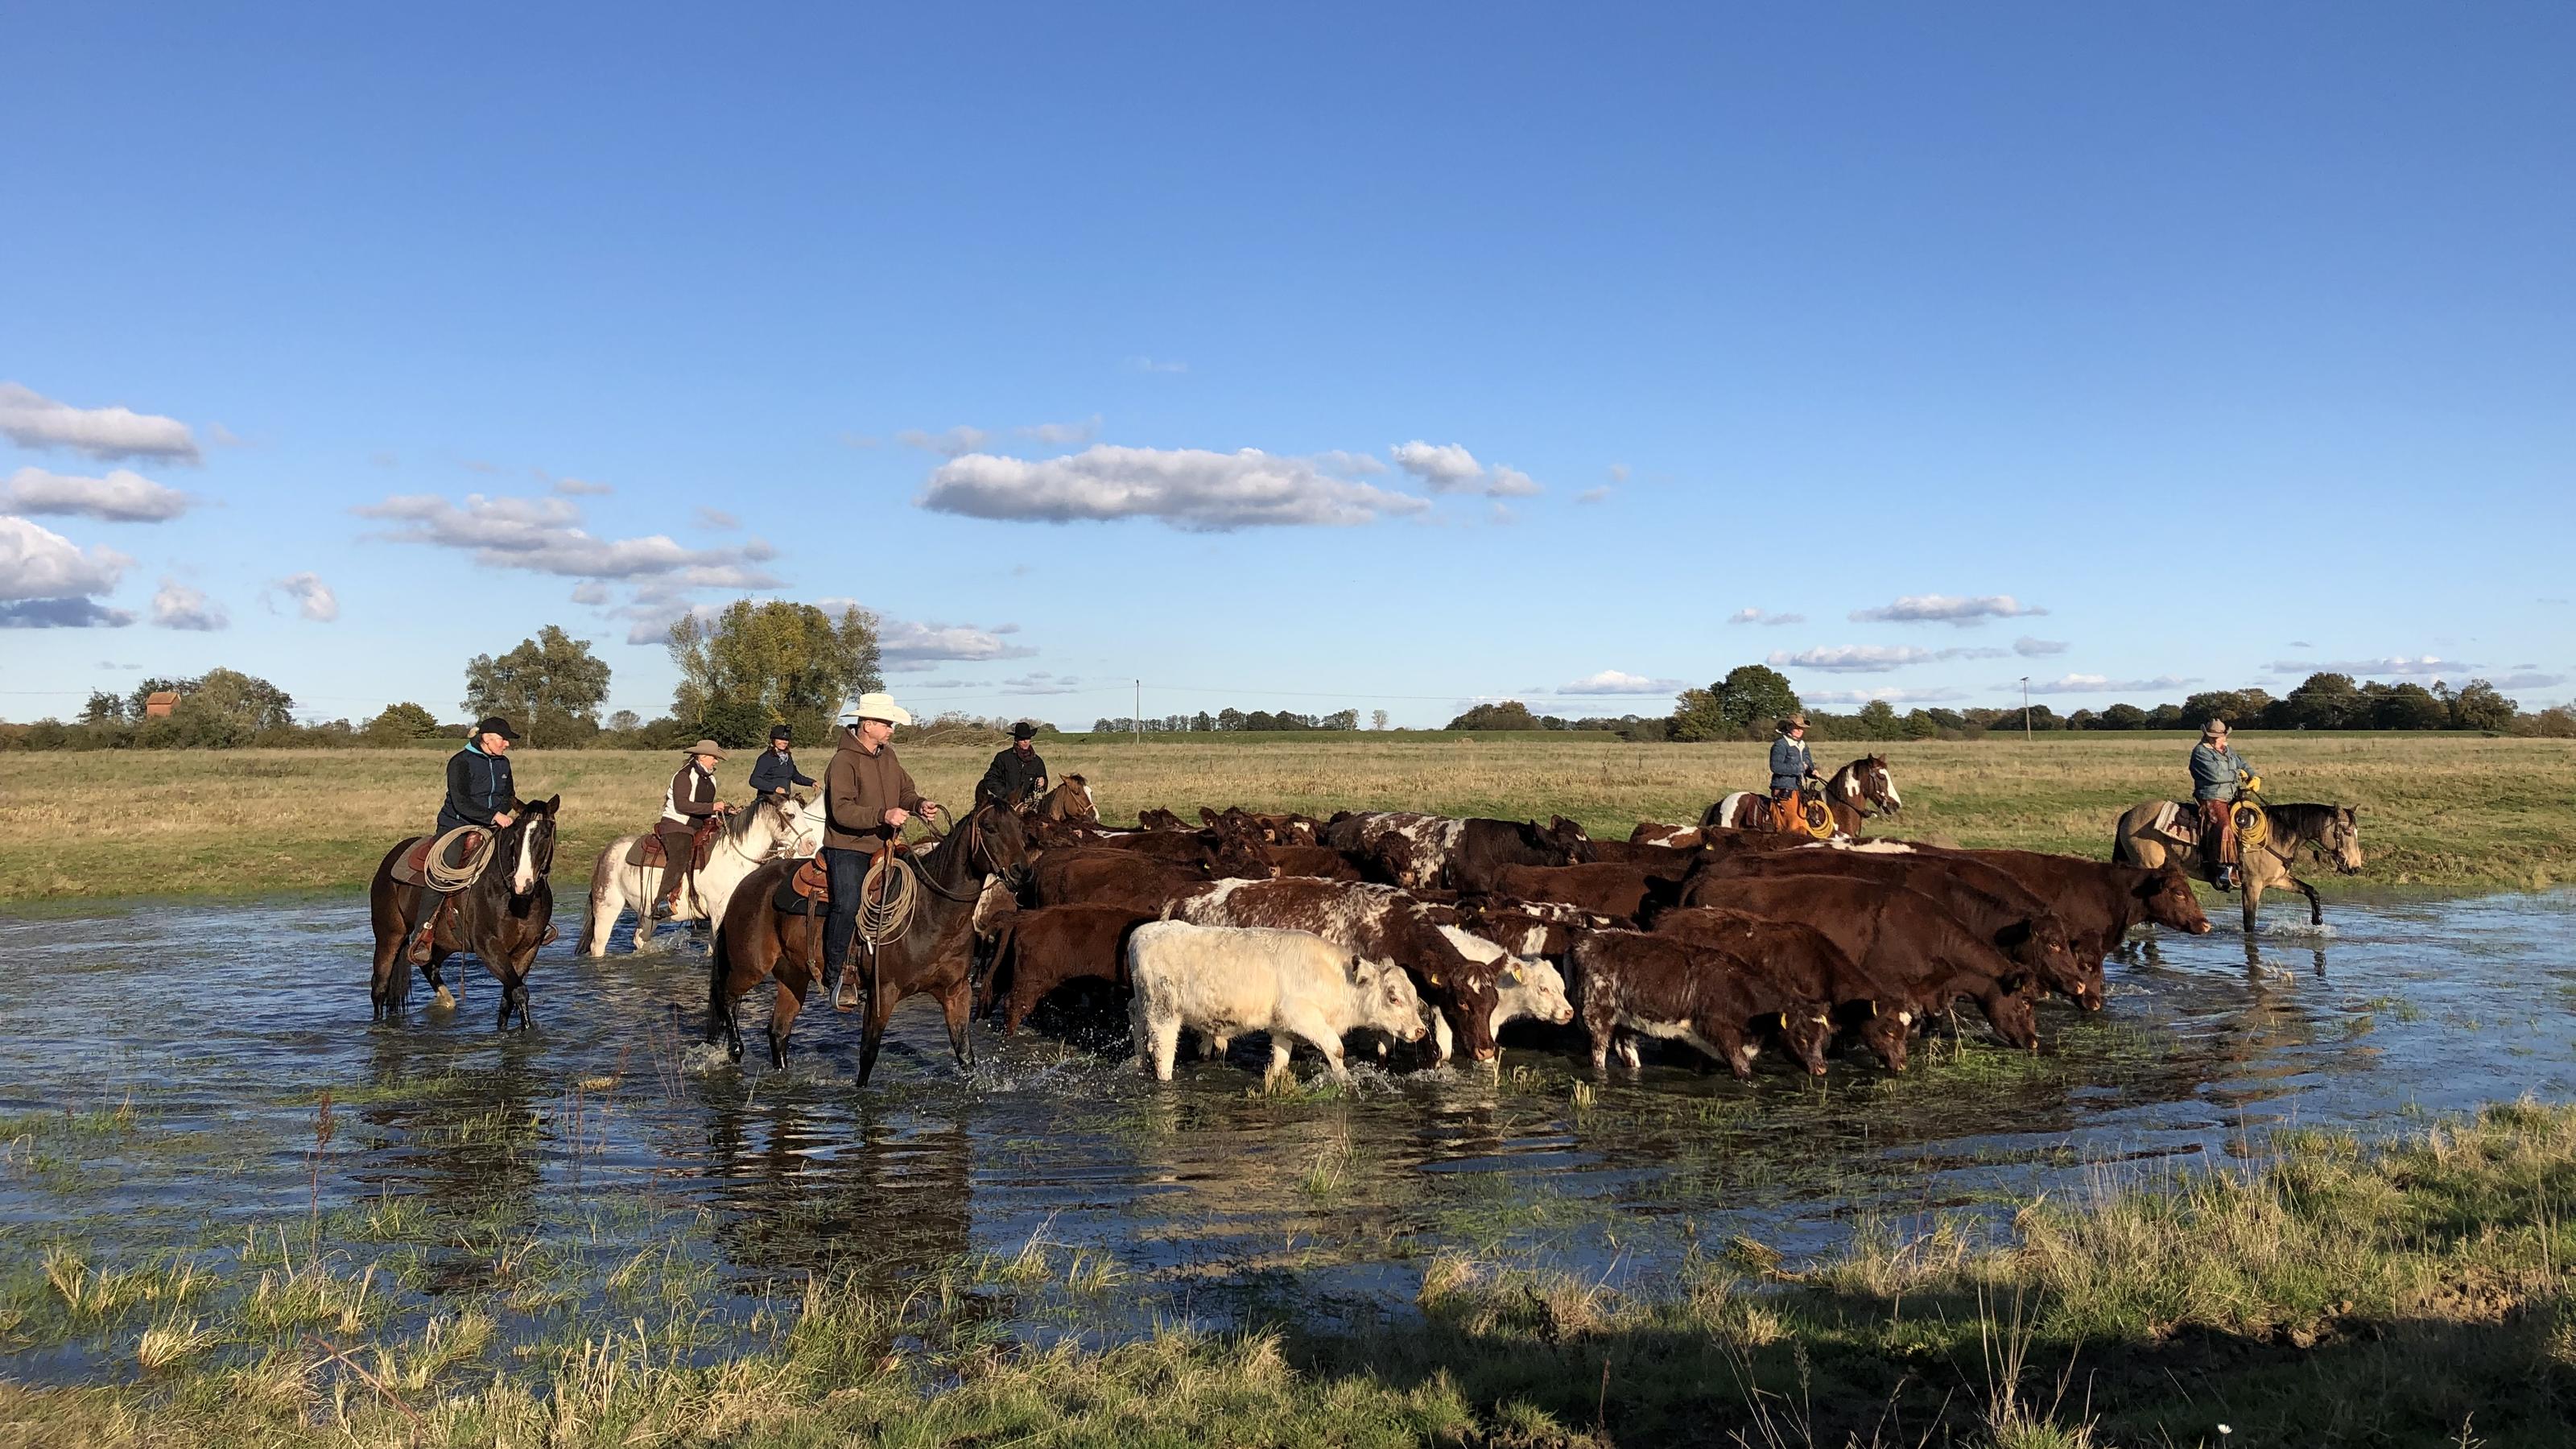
left=2, top=733, right=2571, bottom=902
left=3, top=1100, right=2570, bottom=1446
left=6, top=733, right=2573, bottom=905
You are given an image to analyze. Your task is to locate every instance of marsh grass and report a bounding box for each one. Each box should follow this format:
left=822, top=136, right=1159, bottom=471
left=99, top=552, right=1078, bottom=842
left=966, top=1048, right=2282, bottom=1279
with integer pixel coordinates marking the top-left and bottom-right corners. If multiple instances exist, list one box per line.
left=2, top=1101, right=2571, bottom=1444
left=5, top=733, right=2570, bottom=901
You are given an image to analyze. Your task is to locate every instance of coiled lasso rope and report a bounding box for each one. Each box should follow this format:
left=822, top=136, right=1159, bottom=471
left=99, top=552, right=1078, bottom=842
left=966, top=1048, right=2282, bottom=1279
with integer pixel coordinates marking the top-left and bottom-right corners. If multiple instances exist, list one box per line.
left=853, top=850, right=922, bottom=948
left=423, top=824, right=501, bottom=891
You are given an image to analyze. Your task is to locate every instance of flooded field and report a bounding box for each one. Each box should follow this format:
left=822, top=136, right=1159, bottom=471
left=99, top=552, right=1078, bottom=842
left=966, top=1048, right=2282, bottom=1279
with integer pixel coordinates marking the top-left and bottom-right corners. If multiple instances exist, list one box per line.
left=4, top=890, right=2573, bottom=1385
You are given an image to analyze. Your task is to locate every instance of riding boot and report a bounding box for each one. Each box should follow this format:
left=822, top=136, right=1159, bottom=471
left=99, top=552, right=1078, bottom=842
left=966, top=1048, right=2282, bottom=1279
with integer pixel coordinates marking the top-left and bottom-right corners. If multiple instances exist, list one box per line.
left=650, top=839, right=691, bottom=919
left=820, top=846, right=867, bottom=1011
left=407, top=890, right=448, bottom=964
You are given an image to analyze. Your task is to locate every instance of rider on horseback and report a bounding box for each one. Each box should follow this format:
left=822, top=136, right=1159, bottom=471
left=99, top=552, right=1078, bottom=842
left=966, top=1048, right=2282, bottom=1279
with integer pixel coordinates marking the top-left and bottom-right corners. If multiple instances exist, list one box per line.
left=747, top=721, right=815, bottom=797
left=2190, top=718, right=2255, bottom=889
left=411, top=716, right=519, bottom=964
left=1770, top=714, right=1824, bottom=819
left=976, top=720, right=1049, bottom=808
left=820, top=692, right=942, bottom=1010
left=650, top=741, right=733, bottom=920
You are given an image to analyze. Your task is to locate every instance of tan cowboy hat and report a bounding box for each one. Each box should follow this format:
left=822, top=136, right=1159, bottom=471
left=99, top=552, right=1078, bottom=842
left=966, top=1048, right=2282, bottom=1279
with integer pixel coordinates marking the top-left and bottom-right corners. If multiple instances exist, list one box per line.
left=2202, top=718, right=2229, bottom=737
left=1778, top=713, right=1810, bottom=731
left=685, top=739, right=726, bottom=759
left=844, top=691, right=914, bottom=727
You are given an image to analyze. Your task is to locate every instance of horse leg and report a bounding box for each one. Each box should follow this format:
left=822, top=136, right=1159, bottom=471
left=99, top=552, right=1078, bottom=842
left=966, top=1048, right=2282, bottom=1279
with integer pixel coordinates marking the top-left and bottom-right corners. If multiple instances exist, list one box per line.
left=941, top=980, right=975, bottom=1071
left=857, top=984, right=898, bottom=1088
left=370, top=931, right=404, bottom=1022
left=2289, top=873, right=2323, bottom=926
left=421, top=951, right=455, bottom=1010
left=767, top=979, right=805, bottom=1070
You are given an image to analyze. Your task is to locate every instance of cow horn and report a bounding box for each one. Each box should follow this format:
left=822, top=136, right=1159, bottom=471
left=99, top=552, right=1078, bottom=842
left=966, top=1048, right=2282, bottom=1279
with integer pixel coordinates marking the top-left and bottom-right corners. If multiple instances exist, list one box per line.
left=1864, top=998, right=1878, bottom=1017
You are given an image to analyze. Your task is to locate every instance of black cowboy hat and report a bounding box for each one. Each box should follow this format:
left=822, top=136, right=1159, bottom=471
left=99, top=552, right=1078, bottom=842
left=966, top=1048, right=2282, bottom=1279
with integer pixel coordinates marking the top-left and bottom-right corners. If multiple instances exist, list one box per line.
left=473, top=716, right=519, bottom=741
left=1012, top=720, right=1037, bottom=741
left=769, top=722, right=793, bottom=742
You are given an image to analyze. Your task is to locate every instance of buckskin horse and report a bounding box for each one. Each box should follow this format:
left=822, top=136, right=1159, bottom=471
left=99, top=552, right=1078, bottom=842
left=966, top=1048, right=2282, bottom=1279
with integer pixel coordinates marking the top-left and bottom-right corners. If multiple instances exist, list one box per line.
left=367, top=797, right=560, bottom=1029
left=1702, top=754, right=1901, bottom=839
left=706, top=800, right=1034, bottom=1083
left=2112, top=798, right=2363, bottom=933
left=580, top=790, right=805, bottom=956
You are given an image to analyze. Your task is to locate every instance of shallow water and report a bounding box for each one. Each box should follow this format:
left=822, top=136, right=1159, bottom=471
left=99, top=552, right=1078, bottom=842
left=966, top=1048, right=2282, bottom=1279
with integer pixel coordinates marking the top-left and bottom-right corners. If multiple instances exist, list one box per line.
left=3, top=890, right=2572, bottom=1373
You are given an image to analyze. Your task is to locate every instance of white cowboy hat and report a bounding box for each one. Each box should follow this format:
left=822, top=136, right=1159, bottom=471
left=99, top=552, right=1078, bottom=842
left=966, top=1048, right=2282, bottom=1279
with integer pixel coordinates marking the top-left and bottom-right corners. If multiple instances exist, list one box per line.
left=844, top=691, right=914, bottom=727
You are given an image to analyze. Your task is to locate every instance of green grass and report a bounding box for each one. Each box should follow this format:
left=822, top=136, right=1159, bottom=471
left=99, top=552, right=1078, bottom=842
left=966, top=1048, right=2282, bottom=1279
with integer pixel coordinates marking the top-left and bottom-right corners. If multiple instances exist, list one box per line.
left=4, top=1101, right=2570, bottom=1446
left=3, top=733, right=2572, bottom=902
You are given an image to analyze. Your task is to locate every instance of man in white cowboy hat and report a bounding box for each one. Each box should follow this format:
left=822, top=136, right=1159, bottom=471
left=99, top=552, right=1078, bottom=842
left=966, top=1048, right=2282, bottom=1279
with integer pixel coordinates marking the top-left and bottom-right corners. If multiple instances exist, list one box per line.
left=819, top=692, right=941, bottom=1009
left=2190, top=718, right=2256, bottom=889
left=650, top=738, right=734, bottom=920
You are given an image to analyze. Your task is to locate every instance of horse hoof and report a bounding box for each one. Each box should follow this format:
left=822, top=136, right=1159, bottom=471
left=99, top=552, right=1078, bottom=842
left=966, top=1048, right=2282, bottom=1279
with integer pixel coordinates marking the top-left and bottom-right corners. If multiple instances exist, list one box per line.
left=434, top=986, right=456, bottom=1010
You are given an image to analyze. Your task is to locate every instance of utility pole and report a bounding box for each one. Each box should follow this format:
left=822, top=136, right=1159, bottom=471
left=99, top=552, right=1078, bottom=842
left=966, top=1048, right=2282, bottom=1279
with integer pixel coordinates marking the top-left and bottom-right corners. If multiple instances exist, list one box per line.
left=2021, top=677, right=2033, bottom=742
left=1134, top=679, right=1142, bottom=745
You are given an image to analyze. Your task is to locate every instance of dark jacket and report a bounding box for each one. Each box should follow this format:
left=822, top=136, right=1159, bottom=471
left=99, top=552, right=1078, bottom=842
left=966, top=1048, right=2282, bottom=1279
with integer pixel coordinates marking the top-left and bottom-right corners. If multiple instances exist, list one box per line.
left=2190, top=741, right=2252, bottom=801
left=749, top=746, right=815, bottom=794
left=1768, top=736, right=1815, bottom=792
left=821, top=728, right=924, bottom=852
left=977, top=745, right=1048, bottom=807
left=662, top=762, right=720, bottom=824
left=439, top=743, right=517, bottom=835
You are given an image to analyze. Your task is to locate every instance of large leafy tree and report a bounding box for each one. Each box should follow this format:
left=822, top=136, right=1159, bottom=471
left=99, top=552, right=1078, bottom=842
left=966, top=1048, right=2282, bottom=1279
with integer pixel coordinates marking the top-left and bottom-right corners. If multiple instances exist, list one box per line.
left=2273, top=672, right=2362, bottom=730
left=131, top=667, right=297, bottom=748
left=667, top=600, right=881, bottom=748
left=2450, top=679, right=2516, bottom=732
left=1446, top=700, right=1541, bottom=731
left=464, top=625, right=612, bottom=748
left=361, top=701, right=446, bottom=747
left=1669, top=665, right=1801, bottom=742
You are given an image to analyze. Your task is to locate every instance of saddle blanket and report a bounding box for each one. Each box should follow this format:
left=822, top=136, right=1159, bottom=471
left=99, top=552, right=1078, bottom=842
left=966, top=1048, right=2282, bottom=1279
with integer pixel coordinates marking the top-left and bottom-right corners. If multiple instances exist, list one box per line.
left=390, top=828, right=486, bottom=889
left=2149, top=800, right=2199, bottom=839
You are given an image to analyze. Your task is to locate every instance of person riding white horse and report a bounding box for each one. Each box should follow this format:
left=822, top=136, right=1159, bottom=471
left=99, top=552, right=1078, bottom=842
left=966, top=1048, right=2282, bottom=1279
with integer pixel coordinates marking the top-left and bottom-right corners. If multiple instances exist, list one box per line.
left=650, top=741, right=734, bottom=920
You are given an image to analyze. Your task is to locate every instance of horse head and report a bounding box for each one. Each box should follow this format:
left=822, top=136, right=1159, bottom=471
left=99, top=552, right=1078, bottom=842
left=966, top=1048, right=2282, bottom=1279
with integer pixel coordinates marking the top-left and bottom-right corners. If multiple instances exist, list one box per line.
left=1049, top=774, right=1098, bottom=823
left=957, top=799, right=1037, bottom=894
left=2322, top=805, right=2364, bottom=875
left=1543, top=815, right=1596, bottom=864
left=1862, top=755, right=1901, bottom=814
left=509, top=795, right=562, bottom=898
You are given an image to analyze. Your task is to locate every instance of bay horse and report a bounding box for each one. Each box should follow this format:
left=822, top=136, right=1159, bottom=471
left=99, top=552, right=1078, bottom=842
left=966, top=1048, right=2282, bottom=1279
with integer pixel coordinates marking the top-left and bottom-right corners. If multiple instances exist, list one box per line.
left=2113, top=799, right=2363, bottom=933
left=366, top=797, right=560, bottom=1029
left=706, top=800, right=1035, bottom=1083
left=1029, top=774, right=1098, bottom=824
left=1701, top=756, right=1899, bottom=839
left=579, top=790, right=805, bottom=956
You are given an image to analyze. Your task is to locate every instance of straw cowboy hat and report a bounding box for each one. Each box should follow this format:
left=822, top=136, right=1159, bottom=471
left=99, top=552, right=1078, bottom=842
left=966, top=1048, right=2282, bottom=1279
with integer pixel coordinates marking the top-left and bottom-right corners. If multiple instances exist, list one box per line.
left=684, top=739, right=726, bottom=759
left=1777, top=712, right=1810, bottom=732
left=844, top=691, right=914, bottom=727
left=2202, top=719, right=2230, bottom=738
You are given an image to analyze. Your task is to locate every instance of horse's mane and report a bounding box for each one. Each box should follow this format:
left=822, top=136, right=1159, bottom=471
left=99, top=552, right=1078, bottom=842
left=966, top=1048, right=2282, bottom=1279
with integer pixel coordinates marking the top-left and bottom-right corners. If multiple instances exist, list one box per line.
left=2260, top=802, right=2343, bottom=839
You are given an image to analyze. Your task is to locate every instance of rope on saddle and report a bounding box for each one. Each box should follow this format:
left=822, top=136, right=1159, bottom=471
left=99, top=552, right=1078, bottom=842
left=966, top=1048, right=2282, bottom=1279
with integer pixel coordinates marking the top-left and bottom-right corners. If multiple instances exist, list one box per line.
left=424, top=825, right=501, bottom=891
left=855, top=850, right=922, bottom=949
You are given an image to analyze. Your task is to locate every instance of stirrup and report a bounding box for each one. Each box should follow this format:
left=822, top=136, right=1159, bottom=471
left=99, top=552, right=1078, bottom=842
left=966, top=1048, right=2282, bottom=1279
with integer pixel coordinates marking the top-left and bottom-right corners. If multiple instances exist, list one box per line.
left=834, top=967, right=861, bottom=1013
left=406, top=926, right=438, bottom=964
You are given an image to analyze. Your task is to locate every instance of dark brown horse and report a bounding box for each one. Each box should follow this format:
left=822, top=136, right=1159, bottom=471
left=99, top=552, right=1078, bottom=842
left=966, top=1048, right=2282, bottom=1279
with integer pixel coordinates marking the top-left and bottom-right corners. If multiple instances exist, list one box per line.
left=706, top=801, right=1035, bottom=1083
left=367, top=797, right=560, bottom=1029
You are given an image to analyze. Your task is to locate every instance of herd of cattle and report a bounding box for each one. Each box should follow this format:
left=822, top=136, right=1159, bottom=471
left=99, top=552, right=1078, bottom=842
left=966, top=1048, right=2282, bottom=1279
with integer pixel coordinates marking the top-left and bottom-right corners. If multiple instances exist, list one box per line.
left=964, top=803, right=2217, bottom=1085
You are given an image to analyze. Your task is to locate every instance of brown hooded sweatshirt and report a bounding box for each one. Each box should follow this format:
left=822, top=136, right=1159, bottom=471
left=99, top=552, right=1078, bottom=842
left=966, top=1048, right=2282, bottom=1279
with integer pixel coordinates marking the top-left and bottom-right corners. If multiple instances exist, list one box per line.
left=821, top=725, right=924, bottom=852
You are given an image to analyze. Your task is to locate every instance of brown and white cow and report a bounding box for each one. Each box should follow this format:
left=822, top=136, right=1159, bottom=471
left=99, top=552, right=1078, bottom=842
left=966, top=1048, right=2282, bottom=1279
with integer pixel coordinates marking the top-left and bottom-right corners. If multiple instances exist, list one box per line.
left=1569, top=930, right=1835, bottom=1079
left=1647, top=907, right=1913, bottom=1071
left=1127, top=921, right=1427, bottom=1084
left=1166, top=877, right=1503, bottom=1062
left=1323, top=811, right=1594, bottom=894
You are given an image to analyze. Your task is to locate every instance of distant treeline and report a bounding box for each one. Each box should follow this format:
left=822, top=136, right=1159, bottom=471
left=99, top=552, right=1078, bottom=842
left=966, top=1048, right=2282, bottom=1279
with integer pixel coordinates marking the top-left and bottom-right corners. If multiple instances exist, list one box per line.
left=1092, top=708, right=1368, bottom=733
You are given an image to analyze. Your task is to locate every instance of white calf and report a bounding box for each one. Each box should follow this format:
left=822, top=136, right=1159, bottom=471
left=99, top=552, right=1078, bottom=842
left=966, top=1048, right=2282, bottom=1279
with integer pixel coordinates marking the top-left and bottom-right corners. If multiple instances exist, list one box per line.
left=1428, top=926, right=1574, bottom=1063
left=1128, top=922, right=1428, bottom=1084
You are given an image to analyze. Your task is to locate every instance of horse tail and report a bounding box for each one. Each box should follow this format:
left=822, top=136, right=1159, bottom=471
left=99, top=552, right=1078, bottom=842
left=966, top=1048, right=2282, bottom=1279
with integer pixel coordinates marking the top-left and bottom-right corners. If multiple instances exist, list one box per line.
left=584, top=844, right=624, bottom=956
left=2110, top=825, right=2136, bottom=866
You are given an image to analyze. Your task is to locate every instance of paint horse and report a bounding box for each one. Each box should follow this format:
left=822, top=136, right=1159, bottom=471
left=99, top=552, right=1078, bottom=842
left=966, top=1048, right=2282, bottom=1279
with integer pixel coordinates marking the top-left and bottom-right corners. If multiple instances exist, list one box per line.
left=368, top=797, right=560, bottom=1029
left=1702, top=755, right=1902, bottom=839
left=580, top=790, right=806, bottom=956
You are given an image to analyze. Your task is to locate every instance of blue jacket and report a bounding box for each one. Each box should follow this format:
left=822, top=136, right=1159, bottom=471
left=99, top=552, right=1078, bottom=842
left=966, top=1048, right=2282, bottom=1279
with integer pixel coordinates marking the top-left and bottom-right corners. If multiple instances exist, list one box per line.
left=2190, top=741, right=2252, bottom=801
left=749, top=747, right=815, bottom=794
left=439, top=742, right=516, bottom=834
left=1769, top=736, right=1815, bottom=791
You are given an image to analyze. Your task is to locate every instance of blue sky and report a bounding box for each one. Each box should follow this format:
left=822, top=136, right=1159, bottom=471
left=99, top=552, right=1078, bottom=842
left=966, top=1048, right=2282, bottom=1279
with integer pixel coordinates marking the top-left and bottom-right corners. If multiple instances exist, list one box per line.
left=6, top=3, right=2571, bottom=727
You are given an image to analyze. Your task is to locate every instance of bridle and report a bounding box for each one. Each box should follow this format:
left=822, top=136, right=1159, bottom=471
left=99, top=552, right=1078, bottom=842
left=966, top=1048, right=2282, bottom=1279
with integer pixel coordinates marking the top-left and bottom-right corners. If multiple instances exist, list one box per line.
left=905, top=804, right=1018, bottom=903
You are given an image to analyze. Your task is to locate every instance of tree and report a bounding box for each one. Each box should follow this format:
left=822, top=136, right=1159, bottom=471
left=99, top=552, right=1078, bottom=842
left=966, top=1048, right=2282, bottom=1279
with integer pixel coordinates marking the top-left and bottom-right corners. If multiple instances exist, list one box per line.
left=1323, top=708, right=1360, bottom=730
left=1855, top=700, right=1900, bottom=740
left=81, top=690, right=125, bottom=724
left=698, top=697, right=774, bottom=750
left=1370, top=709, right=1389, bottom=731
left=2372, top=682, right=2450, bottom=730
left=2097, top=703, right=2147, bottom=731
left=1447, top=701, right=1541, bottom=731
left=361, top=701, right=445, bottom=747
left=667, top=600, right=881, bottom=748
left=2450, top=679, right=2516, bottom=732
left=1669, top=665, right=1801, bottom=743
left=128, top=675, right=197, bottom=718
left=607, top=709, right=642, bottom=733
left=129, top=667, right=295, bottom=748
left=464, top=625, right=612, bottom=748
left=2275, top=672, right=2361, bottom=731
left=2144, top=704, right=2186, bottom=730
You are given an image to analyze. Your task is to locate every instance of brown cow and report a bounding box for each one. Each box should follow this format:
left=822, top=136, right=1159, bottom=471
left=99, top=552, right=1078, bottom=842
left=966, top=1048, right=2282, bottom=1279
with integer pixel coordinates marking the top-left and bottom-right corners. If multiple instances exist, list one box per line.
left=1649, top=907, right=1913, bottom=1071
left=1268, top=844, right=1368, bottom=881
left=1689, top=847, right=2102, bottom=1009
left=1204, top=806, right=1324, bottom=846
left=1953, top=849, right=2212, bottom=960
left=1666, top=874, right=2041, bottom=1048
left=1323, top=811, right=1595, bottom=893
left=978, top=902, right=1157, bottom=1036
left=1476, top=861, right=1690, bottom=923
left=1451, top=898, right=1616, bottom=958
left=1166, top=877, right=1502, bottom=1062
left=1569, top=930, right=1835, bottom=1078
left=1030, top=839, right=1274, bottom=911
left=1583, top=840, right=1704, bottom=869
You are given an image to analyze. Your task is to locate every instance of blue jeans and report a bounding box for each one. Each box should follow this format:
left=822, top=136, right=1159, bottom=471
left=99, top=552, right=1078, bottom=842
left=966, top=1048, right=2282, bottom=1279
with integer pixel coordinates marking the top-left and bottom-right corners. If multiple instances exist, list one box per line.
left=820, top=846, right=869, bottom=978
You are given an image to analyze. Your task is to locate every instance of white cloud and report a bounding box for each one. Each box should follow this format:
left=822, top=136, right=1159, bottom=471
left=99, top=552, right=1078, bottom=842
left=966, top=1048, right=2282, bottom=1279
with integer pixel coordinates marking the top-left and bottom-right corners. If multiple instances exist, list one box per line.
left=1607, top=464, right=1631, bottom=482
left=1850, top=593, right=2047, bottom=626
left=1001, top=671, right=1088, bottom=696
left=896, top=425, right=993, bottom=457
left=2, top=466, right=193, bottom=522
left=151, top=577, right=228, bottom=631
left=1771, top=644, right=2010, bottom=672
left=1389, top=440, right=1484, bottom=490
left=1550, top=670, right=1687, bottom=696
left=2013, top=636, right=2070, bottom=656
left=0, top=382, right=200, bottom=464
left=1728, top=608, right=1806, bottom=626
left=1488, top=465, right=1542, bottom=498
left=878, top=617, right=1038, bottom=670
left=2488, top=671, right=2567, bottom=690
left=1128, top=356, right=1188, bottom=374
left=917, top=445, right=1430, bottom=532
left=1017, top=415, right=1103, bottom=446
left=0, top=515, right=130, bottom=601
left=553, top=477, right=614, bottom=497
left=1575, top=485, right=1612, bottom=505
left=0, top=597, right=134, bottom=628
left=2021, top=674, right=2197, bottom=695
left=1803, top=686, right=1972, bottom=705
left=1312, top=450, right=1387, bottom=477
left=692, top=506, right=740, bottom=530
left=266, top=572, right=338, bottom=622
left=569, top=581, right=612, bottom=605
left=460, top=459, right=502, bottom=475
left=2267, top=655, right=2468, bottom=679
left=353, top=493, right=782, bottom=584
